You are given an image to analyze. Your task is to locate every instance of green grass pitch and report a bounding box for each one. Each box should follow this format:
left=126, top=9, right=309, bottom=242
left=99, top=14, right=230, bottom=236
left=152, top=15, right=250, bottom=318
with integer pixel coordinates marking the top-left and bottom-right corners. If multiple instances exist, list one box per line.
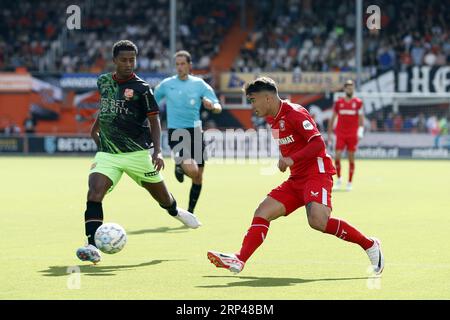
left=1, top=156, right=450, bottom=299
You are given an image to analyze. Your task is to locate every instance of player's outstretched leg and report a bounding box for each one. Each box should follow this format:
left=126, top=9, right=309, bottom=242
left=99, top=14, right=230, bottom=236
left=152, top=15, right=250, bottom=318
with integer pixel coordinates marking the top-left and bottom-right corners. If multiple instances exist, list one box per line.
left=159, top=197, right=202, bottom=229
left=143, top=181, right=202, bottom=228
left=207, top=251, right=245, bottom=274
left=365, top=237, right=384, bottom=275
left=172, top=206, right=202, bottom=228
left=306, top=201, right=384, bottom=275
left=207, top=196, right=284, bottom=274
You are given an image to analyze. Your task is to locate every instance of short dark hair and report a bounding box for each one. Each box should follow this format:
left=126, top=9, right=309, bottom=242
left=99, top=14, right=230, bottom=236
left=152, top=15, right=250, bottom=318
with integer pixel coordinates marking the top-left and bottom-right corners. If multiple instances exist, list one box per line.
left=344, top=79, right=354, bottom=87
left=112, top=40, right=138, bottom=58
left=174, top=50, right=192, bottom=63
left=244, top=77, right=278, bottom=95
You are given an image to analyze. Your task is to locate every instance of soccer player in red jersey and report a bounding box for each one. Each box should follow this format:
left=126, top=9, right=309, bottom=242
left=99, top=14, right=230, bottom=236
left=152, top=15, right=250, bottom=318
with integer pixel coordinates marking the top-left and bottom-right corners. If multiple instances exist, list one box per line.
left=207, top=77, right=383, bottom=275
left=327, top=80, right=364, bottom=191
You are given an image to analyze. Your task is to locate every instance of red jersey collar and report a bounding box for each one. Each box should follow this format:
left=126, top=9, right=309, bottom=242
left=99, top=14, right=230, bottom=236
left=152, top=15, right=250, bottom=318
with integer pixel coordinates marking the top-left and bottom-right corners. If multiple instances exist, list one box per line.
left=266, top=100, right=285, bottom=123
left=112, top=72, right=136, bottom=83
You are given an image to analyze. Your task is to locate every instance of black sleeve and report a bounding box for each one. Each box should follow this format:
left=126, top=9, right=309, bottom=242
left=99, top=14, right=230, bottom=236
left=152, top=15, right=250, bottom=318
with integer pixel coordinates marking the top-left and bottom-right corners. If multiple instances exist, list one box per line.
left=141, top=83, right=159, bottom=115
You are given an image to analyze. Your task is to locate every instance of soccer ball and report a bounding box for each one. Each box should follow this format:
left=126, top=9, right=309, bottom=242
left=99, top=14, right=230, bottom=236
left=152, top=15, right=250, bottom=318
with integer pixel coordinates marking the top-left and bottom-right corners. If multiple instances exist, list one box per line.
left=94, top=223, right=127, bottom=254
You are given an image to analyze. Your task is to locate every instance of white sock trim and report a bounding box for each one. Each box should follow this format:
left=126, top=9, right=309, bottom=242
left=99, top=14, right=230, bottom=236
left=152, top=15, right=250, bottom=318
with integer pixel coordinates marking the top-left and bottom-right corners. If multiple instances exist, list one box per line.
left=251, top=224, right=269, bottom=229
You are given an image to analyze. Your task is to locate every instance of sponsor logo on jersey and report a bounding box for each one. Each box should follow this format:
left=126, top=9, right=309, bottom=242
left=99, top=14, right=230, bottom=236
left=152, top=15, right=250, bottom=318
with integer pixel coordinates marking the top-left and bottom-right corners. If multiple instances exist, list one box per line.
left=303, top=120, right=314, bottom=130
left=339, top=109, right=357, bottom=115
left=310, top=191, right=319, bottom=197
left=100, top=98, right=130, bottom=115
left=124, top=88, right=134, bottom=100
left=276, top=134, right=295, bottom=145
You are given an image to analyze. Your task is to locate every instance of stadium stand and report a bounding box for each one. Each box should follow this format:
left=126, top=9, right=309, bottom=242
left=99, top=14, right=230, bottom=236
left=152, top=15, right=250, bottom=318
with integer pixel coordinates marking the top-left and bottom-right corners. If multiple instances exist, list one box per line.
left=232, top=0, right=449, bottom=74
left=0, top=0, right=448, bottom=136
left=1, top=0, right=447, bottom=73
left=0, top=0, right=237, bottom=72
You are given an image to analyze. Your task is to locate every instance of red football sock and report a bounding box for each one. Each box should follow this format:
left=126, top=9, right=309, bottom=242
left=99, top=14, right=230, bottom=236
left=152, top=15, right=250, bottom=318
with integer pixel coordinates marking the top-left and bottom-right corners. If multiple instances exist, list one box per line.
left=349, top=161, right=355, bottom=182
left=324, top=217, right=373, bottom=250
left=335, top=159, right=341, bottom=178
left=236, top=217, right=270, bottom=262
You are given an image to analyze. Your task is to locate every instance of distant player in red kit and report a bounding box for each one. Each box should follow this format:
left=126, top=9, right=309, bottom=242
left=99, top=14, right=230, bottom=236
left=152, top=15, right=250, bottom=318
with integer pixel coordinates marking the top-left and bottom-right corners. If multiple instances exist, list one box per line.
left=207, top=77, right=383, bottom=275
left=328, top=80, right=364, bottom=191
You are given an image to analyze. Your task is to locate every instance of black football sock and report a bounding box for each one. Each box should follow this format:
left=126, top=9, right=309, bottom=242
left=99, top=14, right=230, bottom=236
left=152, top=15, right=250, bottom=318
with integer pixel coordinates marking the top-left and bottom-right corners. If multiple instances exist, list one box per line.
left=188, top=183, right=202, bottom=213
left=160, top=196, right=178, bottom=216
left=84, top=201, right=103, bottom=246
left=175, top=164, right=184, bottom=183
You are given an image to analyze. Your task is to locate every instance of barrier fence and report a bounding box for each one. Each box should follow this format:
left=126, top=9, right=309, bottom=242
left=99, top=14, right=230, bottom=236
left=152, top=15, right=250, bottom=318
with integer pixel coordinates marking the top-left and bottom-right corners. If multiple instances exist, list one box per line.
left=1, top=131, right=449, bottom=159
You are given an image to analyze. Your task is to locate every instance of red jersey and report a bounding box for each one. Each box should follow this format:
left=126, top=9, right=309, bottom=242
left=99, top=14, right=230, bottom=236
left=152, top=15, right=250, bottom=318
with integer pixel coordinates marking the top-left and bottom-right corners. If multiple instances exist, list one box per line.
left=333, top=97, right=363, bottom=136
left=266, top=100, right=335, bottom=178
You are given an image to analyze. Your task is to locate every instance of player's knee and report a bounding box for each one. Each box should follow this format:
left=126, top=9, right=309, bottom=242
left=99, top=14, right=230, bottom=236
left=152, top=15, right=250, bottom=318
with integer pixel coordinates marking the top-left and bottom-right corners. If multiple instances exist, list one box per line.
left=307, top=211, right=327, bottom=232
left=254, top=208, right=269, bottom=220
left=307, top=216, right=325, bottom=231
left=183, top=164, right=196, bottom=176
left=254, top=205, right=278, bottom=221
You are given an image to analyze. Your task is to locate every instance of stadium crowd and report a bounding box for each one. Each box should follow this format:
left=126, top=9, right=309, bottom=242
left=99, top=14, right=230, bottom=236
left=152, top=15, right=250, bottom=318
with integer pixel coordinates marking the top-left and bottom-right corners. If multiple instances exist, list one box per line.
left=367, top=111, right=449, bottom=134
left=0, top=0, right=448, bottom=73
left=0, top=0, right=236, bottom=73
left=233, top=0, right=449, bottom=74
left=0, top=0, right=448, bottom=137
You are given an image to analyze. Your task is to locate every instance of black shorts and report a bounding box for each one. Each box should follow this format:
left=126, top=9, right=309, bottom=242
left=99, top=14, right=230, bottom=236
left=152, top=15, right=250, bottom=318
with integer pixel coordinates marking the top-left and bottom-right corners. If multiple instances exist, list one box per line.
left=168, top=127, right=206, bottom=167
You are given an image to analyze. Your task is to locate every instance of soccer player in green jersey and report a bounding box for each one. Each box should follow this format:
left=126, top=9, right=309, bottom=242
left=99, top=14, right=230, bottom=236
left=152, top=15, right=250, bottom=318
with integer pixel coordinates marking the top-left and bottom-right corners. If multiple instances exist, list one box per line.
left=76, top=40, right=201, bottom=264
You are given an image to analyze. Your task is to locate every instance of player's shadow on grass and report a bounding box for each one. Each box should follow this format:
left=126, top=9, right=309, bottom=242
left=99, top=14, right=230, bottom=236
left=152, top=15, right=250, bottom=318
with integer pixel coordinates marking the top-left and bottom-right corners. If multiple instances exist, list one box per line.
left=127, top=226, right=188, bottom=235
left=40, top=260, right=179, bottom=277
left=198, top=275, right=370, bottom=288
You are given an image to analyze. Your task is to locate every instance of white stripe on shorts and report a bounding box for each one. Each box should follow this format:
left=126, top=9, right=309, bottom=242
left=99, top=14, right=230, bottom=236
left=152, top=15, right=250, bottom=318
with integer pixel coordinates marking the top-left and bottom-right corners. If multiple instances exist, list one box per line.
left=317, top=157, right=325, bottom=173
left=322, top=187, right=327, bottom=206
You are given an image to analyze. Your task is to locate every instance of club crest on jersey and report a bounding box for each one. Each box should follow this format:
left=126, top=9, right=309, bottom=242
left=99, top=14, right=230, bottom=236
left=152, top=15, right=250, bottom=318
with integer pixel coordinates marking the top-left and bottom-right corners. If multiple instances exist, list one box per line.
left=279, top=120, right=285, bottom=131
left=352, top=102, right=356, bottom=109
left=124, top=88, right=134, bottom=100
left=302, top=120, right=314, bottom=130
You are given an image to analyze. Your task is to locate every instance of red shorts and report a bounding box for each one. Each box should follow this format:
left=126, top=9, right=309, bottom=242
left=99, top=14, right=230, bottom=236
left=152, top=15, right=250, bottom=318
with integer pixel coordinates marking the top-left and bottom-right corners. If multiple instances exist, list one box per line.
left=268, top=174, right=333, bottom=215
left=335, top=134, right=358, bottom=152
